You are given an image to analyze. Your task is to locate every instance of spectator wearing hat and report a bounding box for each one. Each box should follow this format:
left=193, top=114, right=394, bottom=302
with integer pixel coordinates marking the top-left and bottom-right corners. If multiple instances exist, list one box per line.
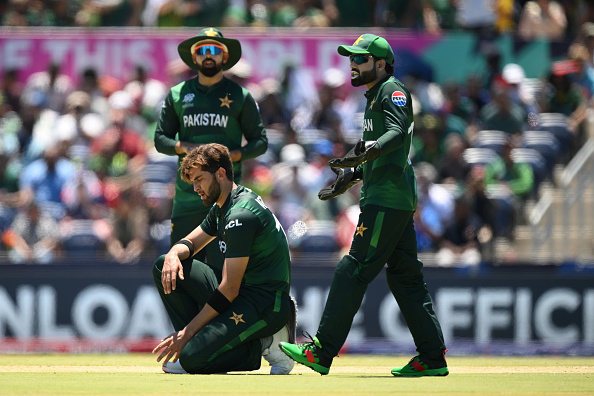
left=153, top=27, right=268, bottom=275
left=501, top=63, right=539, bottom=119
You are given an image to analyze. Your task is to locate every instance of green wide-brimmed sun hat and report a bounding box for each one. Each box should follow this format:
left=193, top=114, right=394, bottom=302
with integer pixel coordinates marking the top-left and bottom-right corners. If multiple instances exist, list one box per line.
left=337, top=33, right=394, bottom=64
left=177, top=27, right=242, bottom=71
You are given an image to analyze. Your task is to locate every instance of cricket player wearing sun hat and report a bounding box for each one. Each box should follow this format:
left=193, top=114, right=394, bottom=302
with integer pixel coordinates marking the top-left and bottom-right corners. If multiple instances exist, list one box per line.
left=279, top=33, right=449, bottom=377
left=154, top=27, right=268, bottom=277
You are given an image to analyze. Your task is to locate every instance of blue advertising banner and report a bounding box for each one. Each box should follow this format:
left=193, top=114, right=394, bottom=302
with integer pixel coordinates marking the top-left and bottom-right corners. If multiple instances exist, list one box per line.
left=0, top=262, right=592, bottom=355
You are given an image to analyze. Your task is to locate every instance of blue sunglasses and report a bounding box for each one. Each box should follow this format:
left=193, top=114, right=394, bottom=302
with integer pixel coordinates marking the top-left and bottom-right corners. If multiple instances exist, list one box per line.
left=195, top=44, right=224, bottom=56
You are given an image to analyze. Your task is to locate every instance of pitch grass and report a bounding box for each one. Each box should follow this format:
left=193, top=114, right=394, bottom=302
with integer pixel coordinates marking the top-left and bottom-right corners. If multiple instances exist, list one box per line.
left=1, top=354, right=593, bottom=395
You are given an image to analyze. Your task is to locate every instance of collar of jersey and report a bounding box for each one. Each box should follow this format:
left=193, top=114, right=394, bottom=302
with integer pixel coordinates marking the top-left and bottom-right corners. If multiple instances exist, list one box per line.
left=364, top=75, right=393, bottom=99
left=193, top=76, right=228, bottom=92
left=218, top=185, right=243, bottom=217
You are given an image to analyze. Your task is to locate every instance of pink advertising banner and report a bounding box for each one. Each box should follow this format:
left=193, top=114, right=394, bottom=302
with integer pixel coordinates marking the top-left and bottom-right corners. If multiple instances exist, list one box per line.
left=0, top=28, right=438, bottom=86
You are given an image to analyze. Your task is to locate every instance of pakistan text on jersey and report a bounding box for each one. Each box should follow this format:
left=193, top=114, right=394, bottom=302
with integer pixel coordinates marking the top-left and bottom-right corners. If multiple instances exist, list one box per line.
left=363, top=119, right=373, bottom=132
left=183, top=113, right=229, bottom=128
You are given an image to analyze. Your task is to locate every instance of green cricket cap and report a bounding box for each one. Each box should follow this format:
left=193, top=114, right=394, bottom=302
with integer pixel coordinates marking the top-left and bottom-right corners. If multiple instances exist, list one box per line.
left=337, top=34, right=394, bottom=64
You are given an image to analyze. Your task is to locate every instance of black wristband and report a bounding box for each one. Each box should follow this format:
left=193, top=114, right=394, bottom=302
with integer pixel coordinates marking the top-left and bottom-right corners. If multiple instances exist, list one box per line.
left=207, top=288, right=231, bottom=314
left=174, top=239, right=194, bottom=259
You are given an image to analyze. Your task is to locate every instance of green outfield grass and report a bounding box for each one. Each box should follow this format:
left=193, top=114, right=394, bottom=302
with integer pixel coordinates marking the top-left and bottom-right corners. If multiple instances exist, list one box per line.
left=1, top=354, right=593, bottom=395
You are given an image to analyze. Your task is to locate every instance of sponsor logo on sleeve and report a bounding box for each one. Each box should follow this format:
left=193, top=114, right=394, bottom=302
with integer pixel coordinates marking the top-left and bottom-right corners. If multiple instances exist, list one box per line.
left=391, top=91, right=406, bottom=106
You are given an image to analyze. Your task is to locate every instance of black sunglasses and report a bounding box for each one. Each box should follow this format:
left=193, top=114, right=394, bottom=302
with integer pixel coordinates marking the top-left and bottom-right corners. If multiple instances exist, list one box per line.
left=349, top=55, right=375, bottom=65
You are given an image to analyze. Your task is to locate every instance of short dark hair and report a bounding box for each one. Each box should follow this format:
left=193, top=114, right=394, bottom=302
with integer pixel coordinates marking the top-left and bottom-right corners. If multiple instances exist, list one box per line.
left=180, top=143, right=234, bottom=183
left=384, top=62, right=394, bottom=75
left=374, top=58, right=394, bottom=75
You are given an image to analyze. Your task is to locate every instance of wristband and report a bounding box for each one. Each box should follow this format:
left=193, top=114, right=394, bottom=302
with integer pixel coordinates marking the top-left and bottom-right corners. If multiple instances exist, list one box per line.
left=174, top=239, right=194, bottom=258
left=207, top=288, right=231, bottom=313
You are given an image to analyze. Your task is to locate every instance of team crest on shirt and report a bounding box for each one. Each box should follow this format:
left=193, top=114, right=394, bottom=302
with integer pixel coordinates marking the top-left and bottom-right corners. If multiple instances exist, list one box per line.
left=182, top=93, right=195, bottom=108
left=391, top=91, right=406, bottom=106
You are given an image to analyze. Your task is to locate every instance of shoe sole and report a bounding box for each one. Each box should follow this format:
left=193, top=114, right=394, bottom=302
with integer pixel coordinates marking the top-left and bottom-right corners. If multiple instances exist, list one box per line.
left=391, top=368, right=449, bottom=377
left=162, top=365, right=187, bottom=374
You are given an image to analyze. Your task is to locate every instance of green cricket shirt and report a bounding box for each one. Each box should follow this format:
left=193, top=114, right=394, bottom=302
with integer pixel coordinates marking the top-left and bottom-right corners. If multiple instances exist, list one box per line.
left=360, top=75, right=417, bottom=211
left=200, top=185, right=291, bottom=295
left=154, top=77, right=268, bottom=217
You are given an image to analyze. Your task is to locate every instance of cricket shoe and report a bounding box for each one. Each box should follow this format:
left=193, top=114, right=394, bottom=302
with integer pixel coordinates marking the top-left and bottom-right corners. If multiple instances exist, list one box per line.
left=261, top=296, right=298, bottom=375
left=279, top=331, right=332, bottom=375
left=162, top=360, right=187, bottom=374
left=391, top=353, right=449, bottom=377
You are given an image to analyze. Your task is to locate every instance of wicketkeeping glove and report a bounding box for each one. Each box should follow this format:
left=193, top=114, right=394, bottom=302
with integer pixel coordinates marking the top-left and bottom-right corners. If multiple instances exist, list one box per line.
left=318, top=167, right=362, bottom=201
left=328, top=139, right=381, bottom=168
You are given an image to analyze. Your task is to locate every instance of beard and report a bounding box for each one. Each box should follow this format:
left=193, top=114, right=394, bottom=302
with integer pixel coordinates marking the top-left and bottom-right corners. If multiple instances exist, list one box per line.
left=201, top=178, right=222, bottom=206
left=197, top=59, right=224, bottom=77
left=351, top=66, right=377, bottom=87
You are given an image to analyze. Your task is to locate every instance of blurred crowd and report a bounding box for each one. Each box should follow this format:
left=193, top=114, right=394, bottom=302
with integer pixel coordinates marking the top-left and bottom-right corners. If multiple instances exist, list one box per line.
left=0, top=0, right=593, bottom=39
left=1, top=1, right=594, bottom=266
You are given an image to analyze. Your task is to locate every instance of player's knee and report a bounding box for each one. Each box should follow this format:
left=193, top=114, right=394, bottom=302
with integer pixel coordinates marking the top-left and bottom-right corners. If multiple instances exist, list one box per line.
left=335, top=255, right=365, bottom=280
left=152, top=255, right=166, bottom=280
left=179, top=349, right=210, bottom=373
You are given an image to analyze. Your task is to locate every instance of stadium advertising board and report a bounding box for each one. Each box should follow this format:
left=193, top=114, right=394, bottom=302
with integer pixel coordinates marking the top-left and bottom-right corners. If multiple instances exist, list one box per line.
left=0, top=264, right=592, bottom=355
left=0, top=28, right=553, bottom=86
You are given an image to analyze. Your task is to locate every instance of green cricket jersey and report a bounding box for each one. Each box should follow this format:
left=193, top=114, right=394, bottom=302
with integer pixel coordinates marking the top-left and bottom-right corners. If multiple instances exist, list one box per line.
left=200, top=185, right=291, bottom=295
left=154, top=77, right=267, bottom=217
left=360, top=75, right=417, bottom=211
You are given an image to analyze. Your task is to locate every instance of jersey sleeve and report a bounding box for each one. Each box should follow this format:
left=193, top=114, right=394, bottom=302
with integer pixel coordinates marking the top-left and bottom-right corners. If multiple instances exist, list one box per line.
left=238, top=91, right=268, bottom=160
left=223, top=207, right=260, bottom=258
left=154, top=91, right=180, bottom=156
left=200, top=206, right=218, bottom=237
left=376, top=83, right=409, bottom=155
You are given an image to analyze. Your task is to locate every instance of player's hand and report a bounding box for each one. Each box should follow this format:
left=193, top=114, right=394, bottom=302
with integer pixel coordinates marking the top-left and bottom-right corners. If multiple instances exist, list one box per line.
left=229, top=149, right=242, bottom=162
left=152, top=330, right=189, bottom=364
left=318, top=167, right=362, bottom=201
left=328, top=140, right=381, bottom=168
left=176, top=141, right=201, bottom=155
left=162, top=252, right=185, bottom=294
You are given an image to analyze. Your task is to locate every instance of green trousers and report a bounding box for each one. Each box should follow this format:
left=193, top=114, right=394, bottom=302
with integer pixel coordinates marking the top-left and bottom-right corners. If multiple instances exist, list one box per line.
left=152, top=255, right=290, bottom=374
left=170, top=212, right=224, bottom=277
left=317, top=205, right=446, bottom=360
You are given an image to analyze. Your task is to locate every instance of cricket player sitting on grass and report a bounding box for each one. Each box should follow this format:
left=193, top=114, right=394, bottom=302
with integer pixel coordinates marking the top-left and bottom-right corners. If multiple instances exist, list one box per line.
left=152, top=143, right=296, bottom=375
left=279, top=33, right=448, bottom=377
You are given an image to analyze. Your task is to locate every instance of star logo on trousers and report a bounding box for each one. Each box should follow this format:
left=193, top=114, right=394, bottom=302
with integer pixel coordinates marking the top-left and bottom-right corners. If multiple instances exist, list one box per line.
left=229, top=312, right=245, bottom=325
left=356, top=223, right=368, bottom=237
left=219, top=94, right=233, bottom=108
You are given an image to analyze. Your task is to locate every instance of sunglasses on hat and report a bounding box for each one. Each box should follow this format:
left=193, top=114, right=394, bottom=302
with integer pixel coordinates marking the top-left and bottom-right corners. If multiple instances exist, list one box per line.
left=195, top=44, right=225, bottom=56
left=349, top=54, right=375, bottom=65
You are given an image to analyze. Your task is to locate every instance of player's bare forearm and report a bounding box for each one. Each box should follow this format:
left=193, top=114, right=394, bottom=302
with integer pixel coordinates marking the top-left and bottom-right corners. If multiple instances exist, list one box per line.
left=218, top=256, right=249, bottom=301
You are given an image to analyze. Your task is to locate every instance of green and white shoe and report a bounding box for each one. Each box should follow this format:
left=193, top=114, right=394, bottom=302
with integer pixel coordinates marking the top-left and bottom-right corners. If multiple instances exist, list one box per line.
left=279, top=332, right=332, bottom=375
left=391, top=354, right=449, bottom=377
